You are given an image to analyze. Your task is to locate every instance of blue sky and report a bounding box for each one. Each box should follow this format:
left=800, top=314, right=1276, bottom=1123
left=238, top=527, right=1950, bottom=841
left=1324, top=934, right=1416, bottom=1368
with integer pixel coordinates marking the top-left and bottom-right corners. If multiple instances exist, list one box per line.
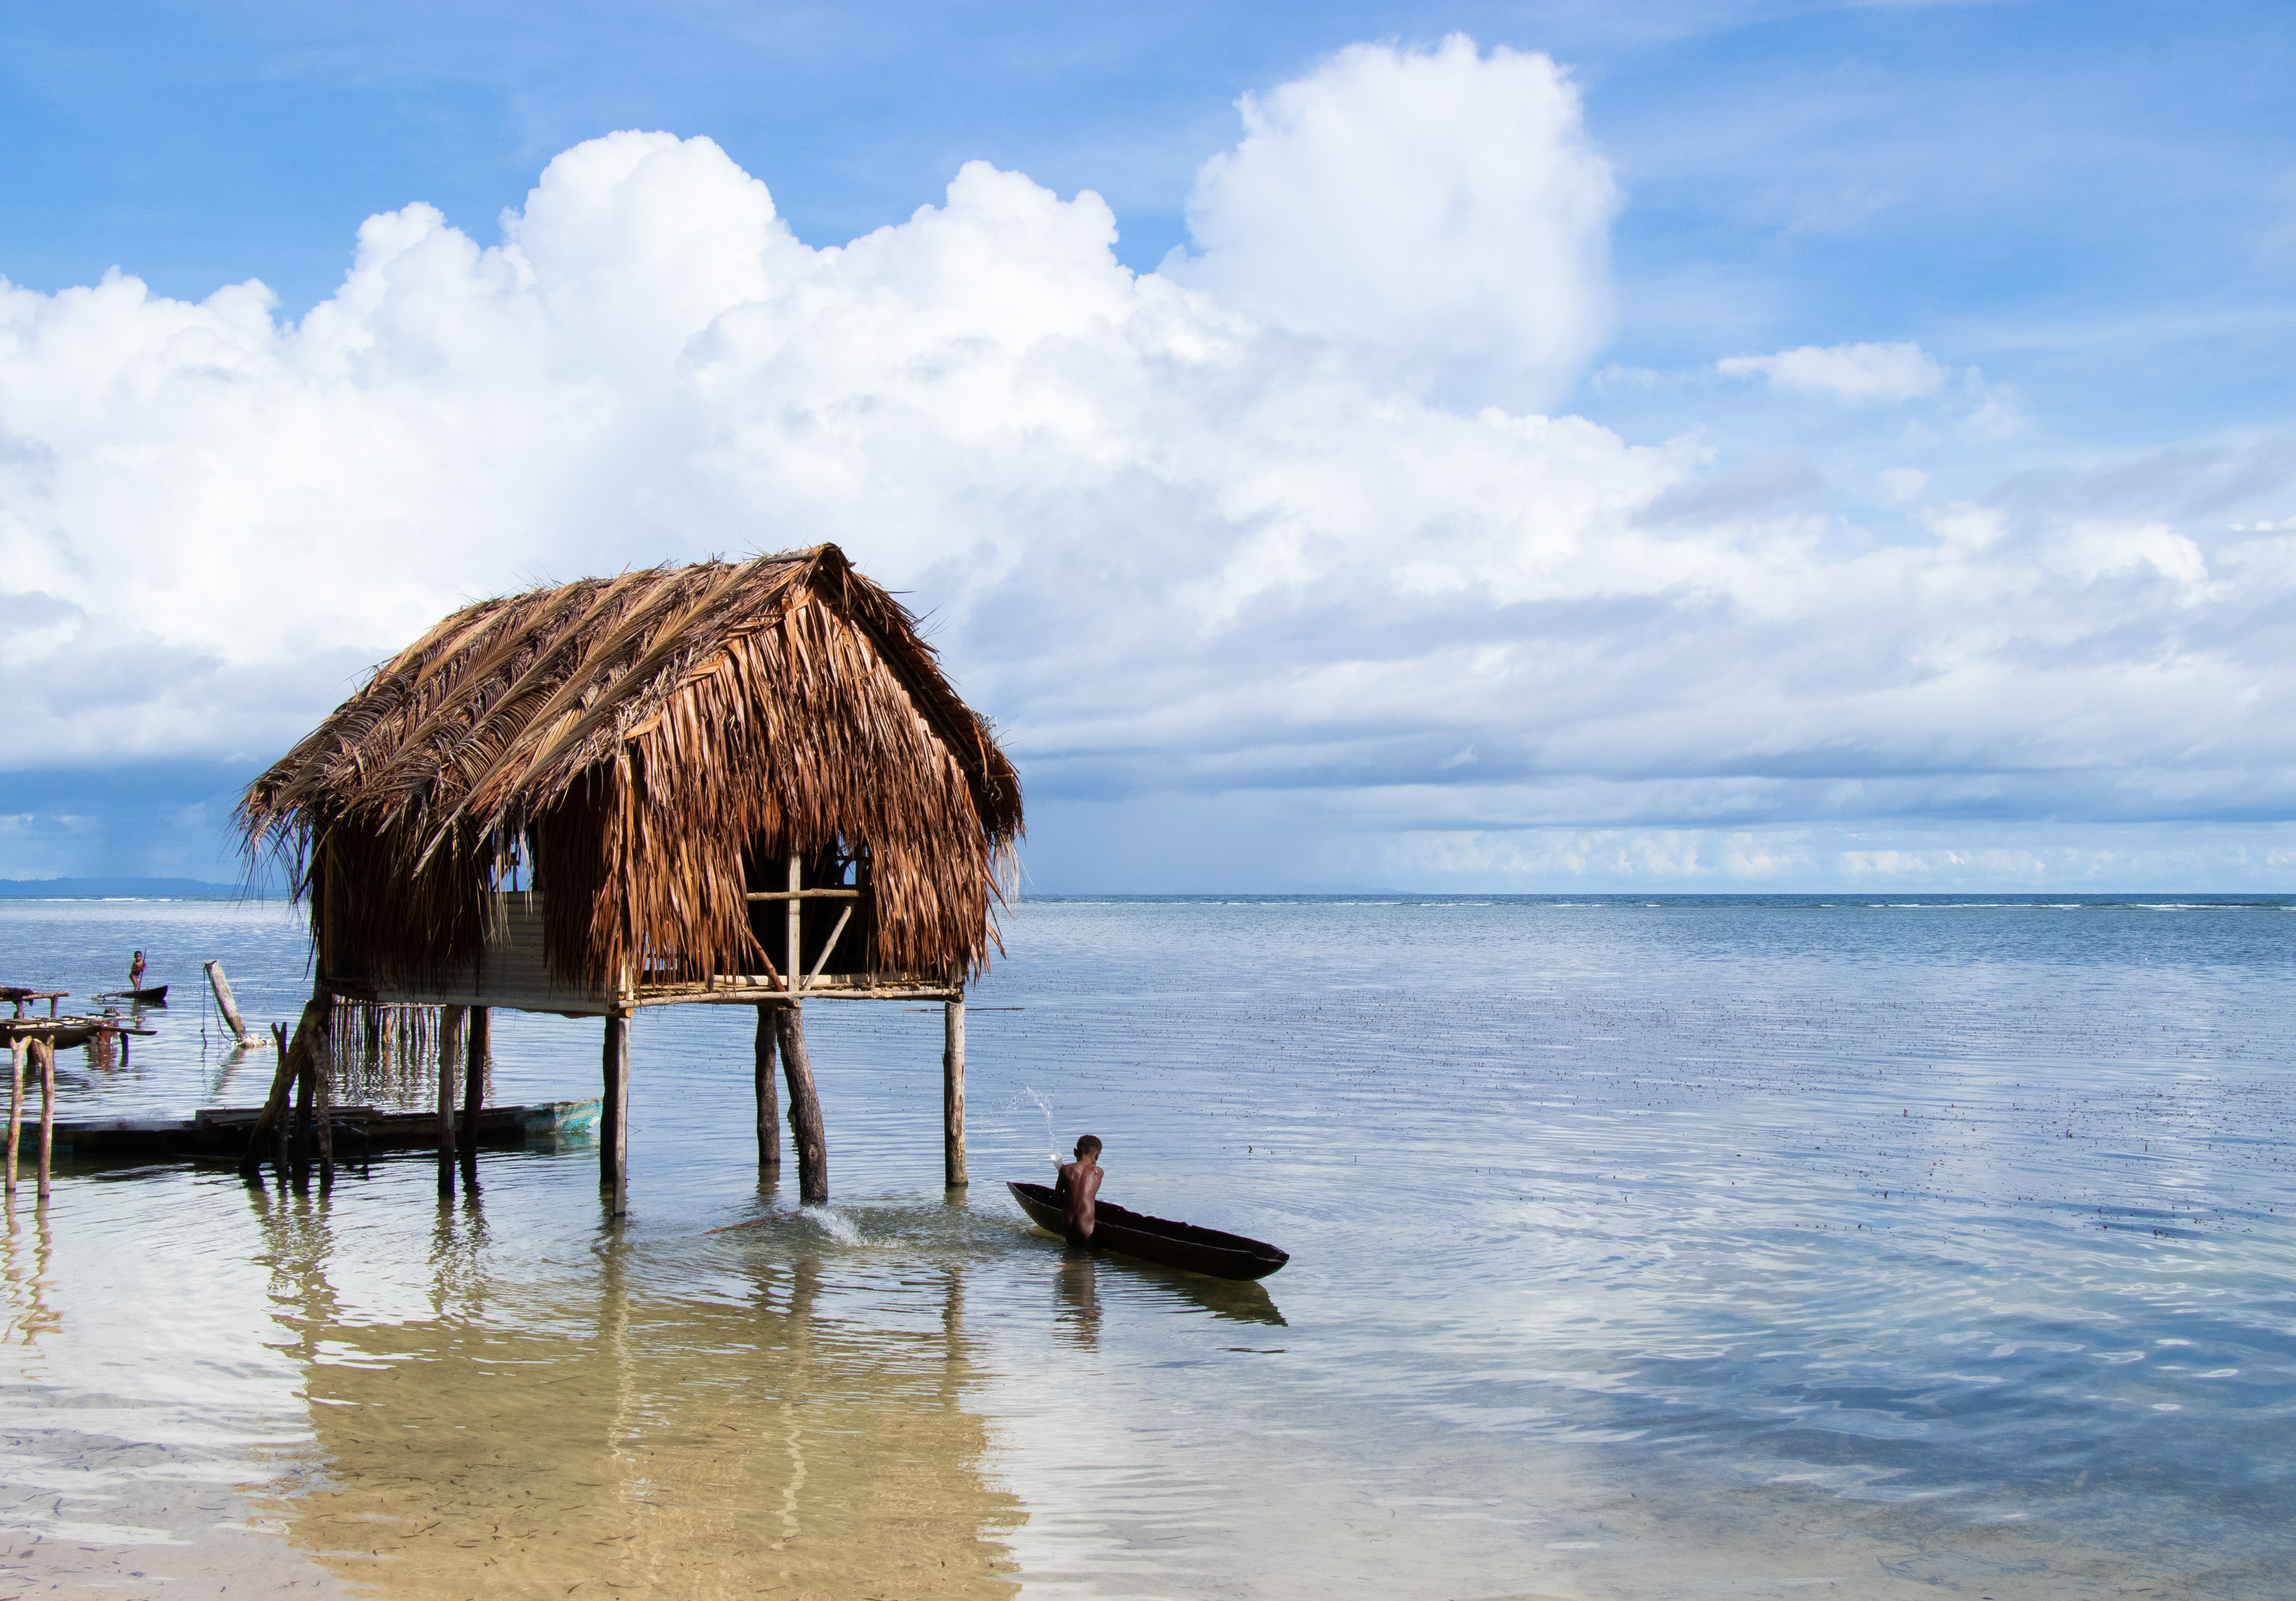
left=2, top=1, right=2293, bottom=890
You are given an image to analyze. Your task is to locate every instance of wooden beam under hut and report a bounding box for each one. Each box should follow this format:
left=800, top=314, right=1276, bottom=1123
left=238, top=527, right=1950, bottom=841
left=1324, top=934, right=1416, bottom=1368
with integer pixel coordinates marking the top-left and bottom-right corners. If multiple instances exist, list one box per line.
left=944, top=998, right=966, bottom=1188
left=435, top=1007, right=466, bottom=1192
left=460, top=1008, right=489, bottom=1154
left=601, top=1016, right=630, bottom=1217
left=776, top=1003, right=827, bottom=1205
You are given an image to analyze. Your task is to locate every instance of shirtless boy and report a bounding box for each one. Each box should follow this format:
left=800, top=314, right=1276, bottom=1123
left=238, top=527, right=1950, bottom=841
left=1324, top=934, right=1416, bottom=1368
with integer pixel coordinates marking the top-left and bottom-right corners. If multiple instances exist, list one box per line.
left=1055, top=1136, right=1104, bottom=1245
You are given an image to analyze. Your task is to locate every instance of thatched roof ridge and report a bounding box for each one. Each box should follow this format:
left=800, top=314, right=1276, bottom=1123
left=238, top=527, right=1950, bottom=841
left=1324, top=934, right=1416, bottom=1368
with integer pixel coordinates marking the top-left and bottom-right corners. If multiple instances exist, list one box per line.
left=240, top=545, right=1022, bottom=989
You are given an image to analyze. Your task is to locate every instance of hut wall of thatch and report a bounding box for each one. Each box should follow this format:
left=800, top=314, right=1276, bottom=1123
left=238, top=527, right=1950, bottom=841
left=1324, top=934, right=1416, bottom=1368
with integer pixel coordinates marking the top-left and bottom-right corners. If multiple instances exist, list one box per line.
left=242, top=546, right=1021, bottom=1004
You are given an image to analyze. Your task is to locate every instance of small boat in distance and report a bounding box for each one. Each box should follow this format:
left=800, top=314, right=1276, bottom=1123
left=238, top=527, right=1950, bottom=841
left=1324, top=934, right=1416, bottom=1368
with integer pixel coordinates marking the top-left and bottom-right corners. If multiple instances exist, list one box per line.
left=94, top=985, right=169, bottom=1004
left=1007, top=1180, right=1289, bottom=1281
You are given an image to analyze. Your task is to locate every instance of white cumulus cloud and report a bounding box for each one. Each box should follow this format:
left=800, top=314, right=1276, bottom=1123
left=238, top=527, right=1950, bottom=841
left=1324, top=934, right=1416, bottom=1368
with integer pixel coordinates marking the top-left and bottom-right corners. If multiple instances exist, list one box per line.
left=1166, top=34, right=1618, bottom=409
left=0, top=36, right=2293, bottom=890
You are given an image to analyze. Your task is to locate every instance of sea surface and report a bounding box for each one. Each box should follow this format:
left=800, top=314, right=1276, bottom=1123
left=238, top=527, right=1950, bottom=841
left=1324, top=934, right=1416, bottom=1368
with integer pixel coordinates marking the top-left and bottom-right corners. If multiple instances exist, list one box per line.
left=1, top=893, right=2291, bottom=1599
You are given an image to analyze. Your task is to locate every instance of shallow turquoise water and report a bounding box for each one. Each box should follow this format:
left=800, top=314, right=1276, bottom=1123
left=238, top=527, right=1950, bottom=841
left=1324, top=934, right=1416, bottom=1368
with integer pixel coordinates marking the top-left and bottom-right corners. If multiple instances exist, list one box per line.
left=2, top=894, right=2291, bottom=1598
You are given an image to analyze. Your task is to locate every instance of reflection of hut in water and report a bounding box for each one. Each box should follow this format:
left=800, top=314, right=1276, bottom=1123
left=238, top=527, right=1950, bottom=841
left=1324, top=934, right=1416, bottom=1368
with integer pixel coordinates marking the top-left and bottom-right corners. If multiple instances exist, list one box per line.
left=251, top=1187, right=1019, bottom=1598
left=238, top=545, right=1022, bottom=1208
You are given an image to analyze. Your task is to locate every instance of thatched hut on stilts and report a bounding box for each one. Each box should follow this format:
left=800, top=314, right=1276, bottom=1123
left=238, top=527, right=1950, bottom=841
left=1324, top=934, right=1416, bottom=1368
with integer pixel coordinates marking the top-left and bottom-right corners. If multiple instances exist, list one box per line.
left=236, top=545, right=1022, bottom=1211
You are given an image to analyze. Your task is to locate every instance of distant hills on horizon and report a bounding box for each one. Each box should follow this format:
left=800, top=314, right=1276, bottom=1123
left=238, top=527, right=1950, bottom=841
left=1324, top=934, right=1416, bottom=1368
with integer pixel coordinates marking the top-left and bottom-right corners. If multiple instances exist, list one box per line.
left=0, top=876, right=255, bottom=899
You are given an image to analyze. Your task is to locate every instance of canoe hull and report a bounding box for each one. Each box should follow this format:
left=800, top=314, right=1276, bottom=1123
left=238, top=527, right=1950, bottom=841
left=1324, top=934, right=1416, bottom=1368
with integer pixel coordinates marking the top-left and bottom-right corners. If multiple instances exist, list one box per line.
left=22, top=1098, right=602, bottom=1159
left=1007, top=1180, right=1288, bottom=1281
left=94, top=986, right=169, bottom=1004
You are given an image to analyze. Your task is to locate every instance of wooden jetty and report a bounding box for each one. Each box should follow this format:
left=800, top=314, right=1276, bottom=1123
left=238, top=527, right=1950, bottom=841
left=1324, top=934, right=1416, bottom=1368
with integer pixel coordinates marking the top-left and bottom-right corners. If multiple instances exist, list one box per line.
left=235, top=546, right=1021, bottom=1208
left=1, top=1014, right=157, bottom=1052
left=5, top=1013, right=165, bottom=1198
left=2, top=986, right=70, bottom=1020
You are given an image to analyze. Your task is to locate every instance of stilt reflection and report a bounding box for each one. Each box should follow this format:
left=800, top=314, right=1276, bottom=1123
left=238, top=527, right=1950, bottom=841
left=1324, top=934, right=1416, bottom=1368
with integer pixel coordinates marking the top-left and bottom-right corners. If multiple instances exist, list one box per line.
left=0, top=1191, right=58, bottom=1347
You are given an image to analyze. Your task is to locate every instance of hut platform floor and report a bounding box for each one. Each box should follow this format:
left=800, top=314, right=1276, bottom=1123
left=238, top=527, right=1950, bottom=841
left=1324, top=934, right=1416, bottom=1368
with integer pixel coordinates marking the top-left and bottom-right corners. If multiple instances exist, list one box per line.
left=18, top=1098, right=600, bottom=1160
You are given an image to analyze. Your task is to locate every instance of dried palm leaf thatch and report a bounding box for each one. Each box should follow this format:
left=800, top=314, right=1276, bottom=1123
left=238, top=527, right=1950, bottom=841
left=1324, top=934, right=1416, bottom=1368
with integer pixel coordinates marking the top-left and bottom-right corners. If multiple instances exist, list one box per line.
left=239, top=546, right=1022, bottom=993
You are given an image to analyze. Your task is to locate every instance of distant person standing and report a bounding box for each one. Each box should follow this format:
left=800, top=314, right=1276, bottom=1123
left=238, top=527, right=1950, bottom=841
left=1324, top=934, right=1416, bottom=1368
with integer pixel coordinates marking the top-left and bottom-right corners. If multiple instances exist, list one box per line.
left=1056, top=1135, right=1104, bottom=1246
left=128, top=950, right=146, bottom=992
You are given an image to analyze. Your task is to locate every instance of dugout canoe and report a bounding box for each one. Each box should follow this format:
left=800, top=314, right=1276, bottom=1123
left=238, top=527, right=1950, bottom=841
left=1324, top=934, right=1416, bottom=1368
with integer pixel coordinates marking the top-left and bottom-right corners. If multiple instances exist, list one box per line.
left=94, top=985, right=169, bottom=1004
left=21, top=1098, right=602, bottom=1160
left=1007, top=1179, right=1289, bottom=1281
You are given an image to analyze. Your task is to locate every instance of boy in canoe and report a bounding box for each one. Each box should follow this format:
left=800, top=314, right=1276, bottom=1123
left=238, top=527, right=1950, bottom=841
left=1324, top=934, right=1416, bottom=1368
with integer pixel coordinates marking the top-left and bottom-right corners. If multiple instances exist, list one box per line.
left=1056, top=1135, right=1103, bottom=1245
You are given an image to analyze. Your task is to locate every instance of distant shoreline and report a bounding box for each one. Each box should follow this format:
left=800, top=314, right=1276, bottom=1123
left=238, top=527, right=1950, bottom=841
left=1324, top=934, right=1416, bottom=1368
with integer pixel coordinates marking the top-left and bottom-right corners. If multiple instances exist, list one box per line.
left=3, top=881, right=2288, bottom=906
left=0, top=877, right=249, bottom=899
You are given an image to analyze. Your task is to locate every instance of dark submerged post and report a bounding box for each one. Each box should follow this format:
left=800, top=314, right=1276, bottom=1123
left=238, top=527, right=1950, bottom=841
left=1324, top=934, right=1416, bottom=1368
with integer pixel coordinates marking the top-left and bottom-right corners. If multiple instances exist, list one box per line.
left=775, top=1004, right=827, bottom=1204
left=270, top=1023, right=293, bottom=1176
left=435, top=1005, right=465, bottom=1194
left=315, top=1020, right=335, bottom=1188
left=292, top=1052, right=316, bottom=1171
left=754, top=1004, right=781, bottom=1172
left=460, top=1007, right=489, bottom=1151
left=943, top=998, right=967, bottom=1187
left=602, top=1013, right=630, bottom=1215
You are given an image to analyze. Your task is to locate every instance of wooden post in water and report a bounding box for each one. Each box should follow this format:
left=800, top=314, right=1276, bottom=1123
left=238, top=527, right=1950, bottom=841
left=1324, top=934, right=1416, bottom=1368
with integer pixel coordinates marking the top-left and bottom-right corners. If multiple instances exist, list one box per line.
left=315, top=1021, right=335, bottom=1188
left=271, top=1023, right=293, bottom=1176
left=35, top=1039, right=55, bottom=1199
left=943, top=998, right=967, bottom=1187
left=203, top=961, right=257, bottom=1046
left=601, top=1014, right=630, bottom=1216
left=292, top=1051, right=316, bottom=1171
left=460, top=1008, right=489, bottom=1152
left=242, top=994, right=328, bottom=1176
left=5, top=1037, right=22, bottom=1193
left=754, top=1005, right=780, bottom=1173
left=775, top=1003, right=827, bottom=1204
left=436, top=1005, right=465, bottom=1194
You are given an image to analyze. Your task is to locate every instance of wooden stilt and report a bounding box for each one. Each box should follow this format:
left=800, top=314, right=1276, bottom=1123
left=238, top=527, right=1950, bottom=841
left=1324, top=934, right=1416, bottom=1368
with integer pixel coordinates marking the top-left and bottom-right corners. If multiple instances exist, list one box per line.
left=272, top=1023, right=293, bottom=1177
left=293, top=1054, right=316, bottom=1170
left=241, top=994, right=328, bottom=1175
left=36, top=1039, right=55, bottom=1199
left=315, top=1028, right=335, bottom=1188
left=754, top=1004, right=781, bottom=1171
left=460, top=1008, right=489, bottom=1152
left=943, top=998, right=967, bottom=1187
left=775, top=1002, right=827, bottom=1204
left=436, top=1005, right=465, bottom=1193
left=602, top=1015, right=630, bottom=1216
left=5, top=1037, right=22, bottom=1193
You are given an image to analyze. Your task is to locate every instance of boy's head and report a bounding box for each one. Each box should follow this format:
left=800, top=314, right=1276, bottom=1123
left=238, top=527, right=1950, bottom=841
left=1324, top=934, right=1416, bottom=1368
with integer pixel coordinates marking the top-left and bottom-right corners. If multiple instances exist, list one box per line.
left=1074, top=1134, right=1103, bottom=1160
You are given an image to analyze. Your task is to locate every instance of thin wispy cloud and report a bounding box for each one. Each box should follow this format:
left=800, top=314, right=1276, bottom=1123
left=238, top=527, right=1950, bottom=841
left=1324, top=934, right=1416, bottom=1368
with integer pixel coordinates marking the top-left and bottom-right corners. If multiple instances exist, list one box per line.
left=1717, top=341, right=1947, bottom=402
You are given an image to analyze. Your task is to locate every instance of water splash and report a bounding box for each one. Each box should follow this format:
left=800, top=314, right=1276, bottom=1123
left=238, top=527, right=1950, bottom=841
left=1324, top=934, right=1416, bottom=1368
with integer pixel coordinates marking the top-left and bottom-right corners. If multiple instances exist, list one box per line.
left=801, top=1208, right=866, bottom=1248
left=1019, top=1086, right=1061, bottom=1168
